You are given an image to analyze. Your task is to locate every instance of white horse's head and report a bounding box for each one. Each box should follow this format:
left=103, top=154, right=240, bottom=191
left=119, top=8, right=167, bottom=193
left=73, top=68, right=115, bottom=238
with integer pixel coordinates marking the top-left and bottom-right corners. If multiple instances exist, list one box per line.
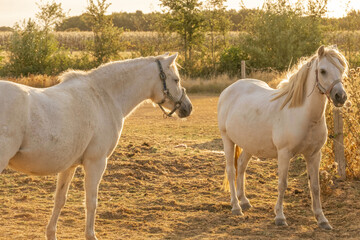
left=316, top=45, right=348, bottom=107
left=152, top=53, right=192, bottom=118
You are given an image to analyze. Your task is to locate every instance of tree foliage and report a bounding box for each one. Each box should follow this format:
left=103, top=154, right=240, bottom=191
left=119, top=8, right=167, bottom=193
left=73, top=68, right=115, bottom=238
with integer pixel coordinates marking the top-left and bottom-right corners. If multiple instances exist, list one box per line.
left=36, top=0, right=66, bottom=31
left=86, top=0, right=123, bottom=64
left=242, top=0, right=326, bottom=70
left=1, top=2, right=92, bottom=77
left=5, top=20, right=58, bottom=76
left=160, top=0, right=205, bottom=72
left=203, top=0, right=232, bottom=73
left=3, top=1, right=68, bottom=76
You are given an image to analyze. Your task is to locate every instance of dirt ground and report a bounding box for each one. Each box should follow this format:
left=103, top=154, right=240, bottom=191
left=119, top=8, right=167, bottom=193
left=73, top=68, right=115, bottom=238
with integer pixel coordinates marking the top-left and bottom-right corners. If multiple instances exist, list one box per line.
left=0, top=95, right=359, bottom=240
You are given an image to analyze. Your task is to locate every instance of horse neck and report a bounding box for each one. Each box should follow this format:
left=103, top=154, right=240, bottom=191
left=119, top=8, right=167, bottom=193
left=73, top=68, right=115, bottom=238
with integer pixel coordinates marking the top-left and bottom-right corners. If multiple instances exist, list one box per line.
left=303, top=63, right=328, bottom=122
left=90, top=59, right=157, bottom=117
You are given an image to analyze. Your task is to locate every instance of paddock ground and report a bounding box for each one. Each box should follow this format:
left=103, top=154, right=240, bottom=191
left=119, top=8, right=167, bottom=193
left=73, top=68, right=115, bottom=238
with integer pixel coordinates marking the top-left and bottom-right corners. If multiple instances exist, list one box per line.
left=0, top=95, right=359, bottom=239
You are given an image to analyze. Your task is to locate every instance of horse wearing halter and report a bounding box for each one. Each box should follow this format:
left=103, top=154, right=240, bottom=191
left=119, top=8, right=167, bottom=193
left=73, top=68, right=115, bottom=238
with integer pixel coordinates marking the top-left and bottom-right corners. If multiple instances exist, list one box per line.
left=155, top=59, right=186, bottom=117
left=315, top=68, right=342, bottom=102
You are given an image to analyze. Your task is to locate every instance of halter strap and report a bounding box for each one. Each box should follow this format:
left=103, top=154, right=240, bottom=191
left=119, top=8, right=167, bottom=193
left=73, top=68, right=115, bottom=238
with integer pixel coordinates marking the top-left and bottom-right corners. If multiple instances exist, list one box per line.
left=155, top=59, right=185, bottom=118
left=315, top=68, right=342, bottom=102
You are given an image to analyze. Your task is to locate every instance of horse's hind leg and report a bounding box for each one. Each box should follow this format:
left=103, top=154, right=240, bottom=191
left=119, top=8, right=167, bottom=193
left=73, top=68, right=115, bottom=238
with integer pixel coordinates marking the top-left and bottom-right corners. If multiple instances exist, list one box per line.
left=236, top=150, right=252, bottom=211
left=305, top=152, right=332, bottom=230
left=221, top=132, right=242, bottom=215
left=46, top=166, right=77, bottom=240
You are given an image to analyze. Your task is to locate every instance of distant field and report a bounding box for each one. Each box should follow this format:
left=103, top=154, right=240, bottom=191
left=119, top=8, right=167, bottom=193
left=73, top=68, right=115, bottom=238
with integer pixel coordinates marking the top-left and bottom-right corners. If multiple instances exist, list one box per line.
left=0, top=31, right=245, bottom=52
left=0, top=95, right=359, bottom=239
left=1, top=30, right=360, bottom=68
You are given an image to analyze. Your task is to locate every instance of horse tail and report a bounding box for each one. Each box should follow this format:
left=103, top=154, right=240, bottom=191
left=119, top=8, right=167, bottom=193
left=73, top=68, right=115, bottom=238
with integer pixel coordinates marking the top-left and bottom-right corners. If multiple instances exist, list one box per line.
left=222, top=145, right=242, bottom=192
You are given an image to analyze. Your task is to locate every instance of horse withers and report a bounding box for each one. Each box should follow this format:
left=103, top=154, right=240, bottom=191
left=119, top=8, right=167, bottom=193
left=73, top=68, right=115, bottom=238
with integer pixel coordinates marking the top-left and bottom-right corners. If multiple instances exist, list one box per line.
left=218, top=46, right=348, bottom=230
left=0, top=53, right=192, bottom=240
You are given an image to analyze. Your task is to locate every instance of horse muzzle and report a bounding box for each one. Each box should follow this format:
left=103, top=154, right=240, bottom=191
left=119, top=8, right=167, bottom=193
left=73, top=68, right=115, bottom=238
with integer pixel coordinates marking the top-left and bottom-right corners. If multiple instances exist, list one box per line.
left=178, top=98, right=193, bottom=118
left=177, top=92, right=192, bottom=118
left=330, top=86, right=347, bottom=107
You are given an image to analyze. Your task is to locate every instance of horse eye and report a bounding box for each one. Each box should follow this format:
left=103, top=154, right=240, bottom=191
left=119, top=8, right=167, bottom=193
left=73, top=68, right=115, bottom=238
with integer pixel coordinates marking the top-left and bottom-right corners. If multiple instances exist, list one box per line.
left=174, top=79, right=179, bottom=83
left=320, top=69, right=326, bottom=75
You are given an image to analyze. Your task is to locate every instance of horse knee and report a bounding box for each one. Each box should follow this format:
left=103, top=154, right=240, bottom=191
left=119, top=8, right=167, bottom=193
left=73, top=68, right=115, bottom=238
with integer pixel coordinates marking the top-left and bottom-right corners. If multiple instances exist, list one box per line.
left=86, top=197, right=98, bottom=211
left=278, top=179, right=288, bottom=192
left=226, top=167, right=236, bottom=180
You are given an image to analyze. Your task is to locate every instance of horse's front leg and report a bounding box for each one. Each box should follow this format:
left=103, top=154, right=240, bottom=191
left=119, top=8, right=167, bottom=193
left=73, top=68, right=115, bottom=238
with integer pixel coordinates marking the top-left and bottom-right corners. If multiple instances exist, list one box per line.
left=274, top=149, right=291, bottom=226
left=46, top=166, right=77, bottom=240
left=305, top=151, right=332, bottom=230
left=83, top=156, right=107, bottom=240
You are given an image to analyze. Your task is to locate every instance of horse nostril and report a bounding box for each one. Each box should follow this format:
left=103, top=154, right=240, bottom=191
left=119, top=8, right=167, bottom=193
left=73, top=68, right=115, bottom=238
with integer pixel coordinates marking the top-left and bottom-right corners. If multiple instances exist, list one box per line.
left=335, top=92, right=347, bottom=104
left=335, top=93, right=341, bottom=102
left=189, top=104, right=193, bottom=113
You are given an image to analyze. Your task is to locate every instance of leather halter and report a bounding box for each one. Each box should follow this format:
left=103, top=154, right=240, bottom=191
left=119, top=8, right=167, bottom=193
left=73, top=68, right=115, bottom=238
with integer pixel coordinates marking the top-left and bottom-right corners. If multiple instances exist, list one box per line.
left=155, top=59, right=186, bottom=118
left=314, top=68, right=342, bottom=102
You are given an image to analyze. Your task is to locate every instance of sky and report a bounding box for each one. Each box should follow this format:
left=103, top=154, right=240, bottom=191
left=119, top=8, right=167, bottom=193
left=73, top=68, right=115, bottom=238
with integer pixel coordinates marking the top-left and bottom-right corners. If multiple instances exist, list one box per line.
left=0, top=0, right=359, bottom=27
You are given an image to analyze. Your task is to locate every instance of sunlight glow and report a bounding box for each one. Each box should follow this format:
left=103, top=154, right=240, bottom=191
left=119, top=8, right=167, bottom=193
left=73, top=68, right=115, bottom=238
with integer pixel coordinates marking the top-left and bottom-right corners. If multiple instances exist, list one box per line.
left=0, top=0, right=360, bottom=27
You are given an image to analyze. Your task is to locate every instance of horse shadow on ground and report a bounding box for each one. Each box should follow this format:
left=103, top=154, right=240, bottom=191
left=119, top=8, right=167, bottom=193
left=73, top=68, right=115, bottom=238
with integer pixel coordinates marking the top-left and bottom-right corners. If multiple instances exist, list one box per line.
left=190, top=138, right=223, bottom=152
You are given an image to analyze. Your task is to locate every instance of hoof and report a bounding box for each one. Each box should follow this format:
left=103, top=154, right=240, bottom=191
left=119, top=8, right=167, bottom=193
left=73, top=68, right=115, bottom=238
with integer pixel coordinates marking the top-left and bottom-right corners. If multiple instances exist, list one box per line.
left=275, top=218, right=288, bottom=226
left=319, top=221, right=332, bottom=230
left=240, top=202, right=252, bottom=211
left=86, top=234, right=98, bottom=240
left=231, top=208, right=243, bottom=216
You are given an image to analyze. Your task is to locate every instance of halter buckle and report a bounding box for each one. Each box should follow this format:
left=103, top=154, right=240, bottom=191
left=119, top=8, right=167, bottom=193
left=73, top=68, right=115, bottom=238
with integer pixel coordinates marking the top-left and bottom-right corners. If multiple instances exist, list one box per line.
left=159, top=71, right=167, bottom=81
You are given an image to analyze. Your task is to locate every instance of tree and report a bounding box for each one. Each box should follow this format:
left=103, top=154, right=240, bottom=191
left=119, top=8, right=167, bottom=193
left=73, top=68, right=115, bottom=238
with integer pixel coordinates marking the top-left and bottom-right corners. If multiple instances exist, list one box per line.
left=242, top=0, right=326, bottom=70
left=56, top=14, right=91, bottom=31
left=203, top=0, right=232, bottom=73
left=86, top=0, right=123, bottom=64
left=5, top=20, right=58, bottom=76
left=36, top=0, right=66, bottom=32
left=3, top=1, right=67, bottom=76
left=160, top=0, right=205, bottom=73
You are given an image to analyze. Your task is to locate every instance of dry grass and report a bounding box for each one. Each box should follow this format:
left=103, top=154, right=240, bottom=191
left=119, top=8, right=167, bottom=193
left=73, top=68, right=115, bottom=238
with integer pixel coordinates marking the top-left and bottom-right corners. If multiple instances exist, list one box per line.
left=0, top=95, right=359, bottom=239
left=3, top=75, right=59, bottom=88
left=182, top=71, right=283, bottom=94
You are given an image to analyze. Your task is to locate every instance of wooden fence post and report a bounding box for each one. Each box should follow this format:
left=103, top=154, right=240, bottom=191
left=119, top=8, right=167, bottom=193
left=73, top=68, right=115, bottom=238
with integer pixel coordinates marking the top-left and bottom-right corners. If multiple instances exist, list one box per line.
left=241, top=60, right=246, bottom=79
left=333, top=108, right=346, bottom=179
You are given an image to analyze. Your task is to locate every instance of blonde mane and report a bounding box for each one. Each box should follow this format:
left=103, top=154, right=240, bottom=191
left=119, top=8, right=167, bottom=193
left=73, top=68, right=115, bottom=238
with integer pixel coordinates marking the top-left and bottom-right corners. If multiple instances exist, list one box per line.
left=272, top=47, right=348, bottom=109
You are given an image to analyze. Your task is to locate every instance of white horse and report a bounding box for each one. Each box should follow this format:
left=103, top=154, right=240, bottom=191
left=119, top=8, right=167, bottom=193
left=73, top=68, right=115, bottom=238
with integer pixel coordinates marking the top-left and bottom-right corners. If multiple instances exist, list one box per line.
left=218, top=46, right=348, bottom=230
left=0, top=53, right=192, bottom=240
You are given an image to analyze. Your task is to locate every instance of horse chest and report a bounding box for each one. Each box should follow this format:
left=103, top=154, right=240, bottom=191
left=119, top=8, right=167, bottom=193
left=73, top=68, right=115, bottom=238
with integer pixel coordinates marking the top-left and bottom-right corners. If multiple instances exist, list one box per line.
left=298, top=120, right=327, bottom=155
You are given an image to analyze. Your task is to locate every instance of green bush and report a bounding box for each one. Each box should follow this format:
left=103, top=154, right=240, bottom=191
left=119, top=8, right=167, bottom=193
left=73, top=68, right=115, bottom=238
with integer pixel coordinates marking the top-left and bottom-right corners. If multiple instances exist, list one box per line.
left=4, top=20, right=59, bottom=76
left=1, top=19, right=95, bottom=77
left=218, top=46, right=248, bottom=76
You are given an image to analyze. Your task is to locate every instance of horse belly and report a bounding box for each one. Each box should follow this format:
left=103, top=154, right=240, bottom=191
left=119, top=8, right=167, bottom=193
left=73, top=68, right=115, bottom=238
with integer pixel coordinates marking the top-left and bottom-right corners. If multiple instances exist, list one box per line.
left=8, top=130, right=91, bottom=175
left=225, top=106, right=278, bottom=158
left=229, top=127, right=277, bottom=158
left=8, top=149, right=82, bottom=175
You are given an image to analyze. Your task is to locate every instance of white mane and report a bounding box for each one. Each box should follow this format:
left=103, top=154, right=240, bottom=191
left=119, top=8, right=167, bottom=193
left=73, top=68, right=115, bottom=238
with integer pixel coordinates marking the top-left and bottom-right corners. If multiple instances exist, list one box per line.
left=59, top=56, right=161, bottom=83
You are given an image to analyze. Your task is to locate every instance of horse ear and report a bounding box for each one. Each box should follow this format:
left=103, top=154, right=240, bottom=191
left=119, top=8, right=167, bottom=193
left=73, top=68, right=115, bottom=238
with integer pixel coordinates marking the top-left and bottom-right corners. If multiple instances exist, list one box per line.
left=318, top=45, right=325, bottom=57
left=158, top=52, right=169, bottom=58
left=166, top=53, right=178, bottom=65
